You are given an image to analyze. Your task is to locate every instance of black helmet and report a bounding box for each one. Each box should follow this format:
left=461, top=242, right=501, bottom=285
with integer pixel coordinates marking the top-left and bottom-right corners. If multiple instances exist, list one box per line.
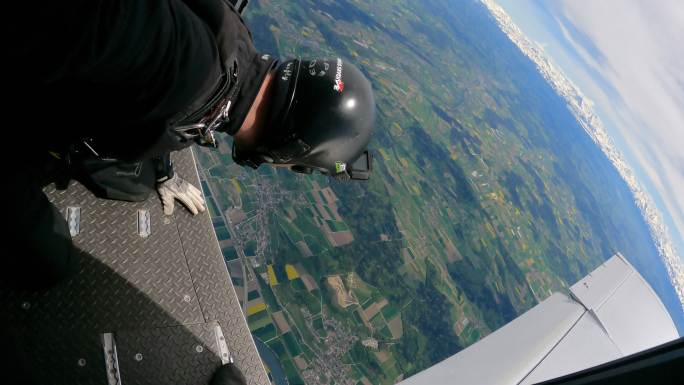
left=232, top=58, right=375, bottom=179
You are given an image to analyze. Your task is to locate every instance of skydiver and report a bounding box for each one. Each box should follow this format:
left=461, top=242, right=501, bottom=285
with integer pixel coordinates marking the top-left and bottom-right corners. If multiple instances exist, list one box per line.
left=4, top=0, right=373, bottom=383
left=5, top=0, right=374, bottom=285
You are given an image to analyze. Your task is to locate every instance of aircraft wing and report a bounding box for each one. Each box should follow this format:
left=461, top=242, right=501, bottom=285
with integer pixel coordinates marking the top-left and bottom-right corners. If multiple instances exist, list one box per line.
left=399, top=253, right=679, bottom=385
left=1, top=148, right=269, bottom=385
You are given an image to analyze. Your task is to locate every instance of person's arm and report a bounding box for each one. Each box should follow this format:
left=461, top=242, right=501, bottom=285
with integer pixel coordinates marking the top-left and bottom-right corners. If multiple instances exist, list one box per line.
left=7, top=1, right=223, bottom=160
left=10, top=0, right=219, bottom=109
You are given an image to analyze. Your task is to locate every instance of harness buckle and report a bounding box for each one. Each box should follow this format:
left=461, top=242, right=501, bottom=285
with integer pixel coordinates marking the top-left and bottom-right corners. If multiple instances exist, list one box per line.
left=174, top=99, right=233, bottom=148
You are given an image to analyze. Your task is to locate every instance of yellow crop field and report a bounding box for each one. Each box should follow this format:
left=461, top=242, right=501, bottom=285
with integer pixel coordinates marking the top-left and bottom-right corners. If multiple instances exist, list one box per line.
left=267, top=265, right=278, bottom=286
left=231, top=178, right=241, bottom=194
left=285, top=264, right=299, bottom=280
left=246, top=302, right=266, bottom=316
left=378, top=148, right=390, bottom=161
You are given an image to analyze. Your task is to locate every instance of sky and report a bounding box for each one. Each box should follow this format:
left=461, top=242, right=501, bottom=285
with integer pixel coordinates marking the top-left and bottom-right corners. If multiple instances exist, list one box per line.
left=495, top=0, right=684, bottom=262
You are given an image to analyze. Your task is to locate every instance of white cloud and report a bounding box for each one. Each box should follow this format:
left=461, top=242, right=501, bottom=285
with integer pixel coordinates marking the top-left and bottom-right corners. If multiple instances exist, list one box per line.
left=553, top=0, right=684, bottom=253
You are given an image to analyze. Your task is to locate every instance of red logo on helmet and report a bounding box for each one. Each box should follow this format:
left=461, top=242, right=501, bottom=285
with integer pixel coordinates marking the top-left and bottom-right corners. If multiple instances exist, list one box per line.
left=333, top=58, right=344, bottom=93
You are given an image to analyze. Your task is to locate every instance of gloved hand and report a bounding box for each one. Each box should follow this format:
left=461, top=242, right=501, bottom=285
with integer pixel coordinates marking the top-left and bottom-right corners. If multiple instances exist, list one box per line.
left=157, top=174, right=206, bottom=216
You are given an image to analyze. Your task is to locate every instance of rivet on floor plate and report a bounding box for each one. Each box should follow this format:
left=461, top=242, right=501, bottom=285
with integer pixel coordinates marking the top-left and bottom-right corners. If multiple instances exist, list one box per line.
left=195, top=345, right=204, bottom=353
left=77, top=358, right=86, bottom=367
left=135, top=353, right=143, bottom=362
left=21, top=302, right=30, bottom=310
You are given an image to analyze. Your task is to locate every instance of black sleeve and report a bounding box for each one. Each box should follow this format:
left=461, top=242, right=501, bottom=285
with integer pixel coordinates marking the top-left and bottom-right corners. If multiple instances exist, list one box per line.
left=154, top=153, right=175, bottom=182
left=181, top=0, right=228, bottom=34
left=6, top=1, right=223, bottom=159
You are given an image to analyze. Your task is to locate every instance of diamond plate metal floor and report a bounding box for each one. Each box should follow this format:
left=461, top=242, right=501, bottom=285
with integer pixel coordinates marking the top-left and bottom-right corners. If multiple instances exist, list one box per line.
left=0, top=148, right=269, bottom=385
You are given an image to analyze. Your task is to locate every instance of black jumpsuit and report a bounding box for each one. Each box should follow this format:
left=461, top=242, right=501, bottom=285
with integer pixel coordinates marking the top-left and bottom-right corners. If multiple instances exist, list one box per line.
left=2, top=0, right=274, bottom=288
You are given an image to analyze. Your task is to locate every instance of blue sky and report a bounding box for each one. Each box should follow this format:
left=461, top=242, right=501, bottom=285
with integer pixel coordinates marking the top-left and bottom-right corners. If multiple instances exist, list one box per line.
left=495, top=0, right=684, bottom=263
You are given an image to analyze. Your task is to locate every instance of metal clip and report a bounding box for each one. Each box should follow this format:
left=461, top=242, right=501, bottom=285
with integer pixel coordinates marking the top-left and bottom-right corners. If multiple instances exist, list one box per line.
left=66, top=207, right=81, bottom=236
left=102, top=333, right=121, bottom=385
left=202, top=100, right=233, bottom=147
left=173, top=99, right=233, bottom=148
left=137, top=209, right=151, bottom=238
left=213, top=324, right=233, bottom=364
left=174, top=123, right=207, bottom=141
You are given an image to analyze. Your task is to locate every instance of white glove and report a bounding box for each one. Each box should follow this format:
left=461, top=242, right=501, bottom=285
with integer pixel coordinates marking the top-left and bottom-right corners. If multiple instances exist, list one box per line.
left=157, top=174, right=206, bottom=216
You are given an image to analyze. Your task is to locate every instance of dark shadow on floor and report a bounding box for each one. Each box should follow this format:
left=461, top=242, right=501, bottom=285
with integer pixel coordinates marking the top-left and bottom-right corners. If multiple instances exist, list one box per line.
left=0, top=245, right=223, bottom=385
